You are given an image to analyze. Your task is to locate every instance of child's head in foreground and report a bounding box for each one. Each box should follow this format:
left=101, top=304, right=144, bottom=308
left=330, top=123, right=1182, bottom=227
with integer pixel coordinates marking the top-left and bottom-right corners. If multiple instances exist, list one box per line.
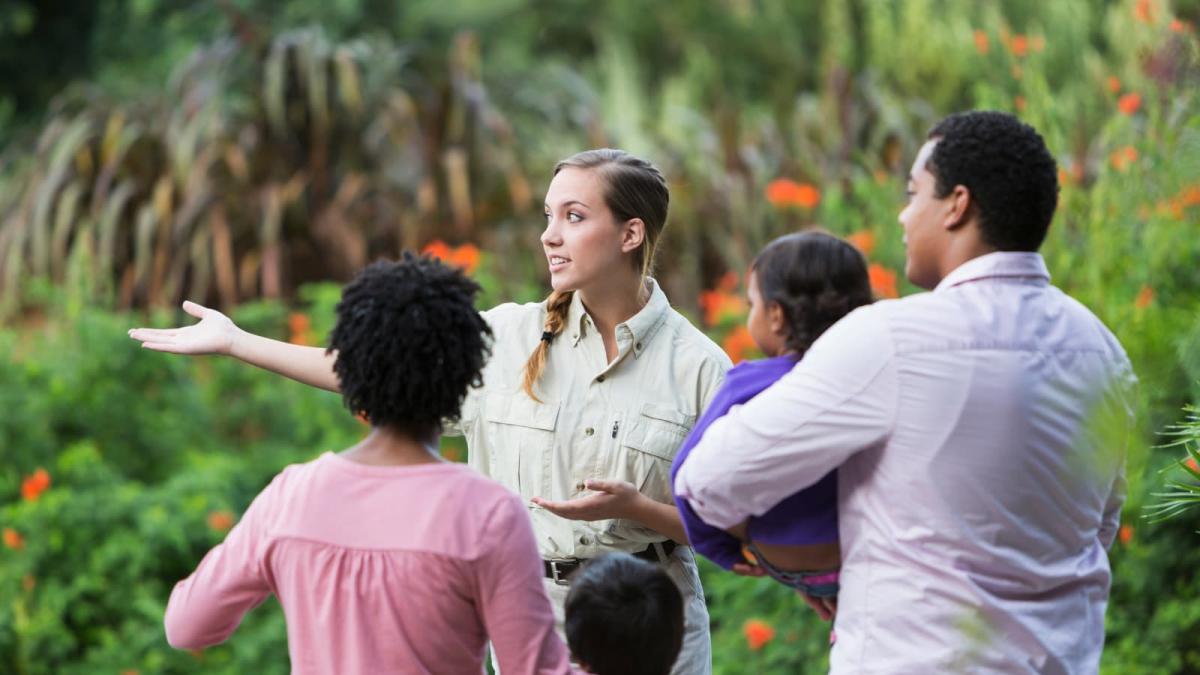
left=564, top=552, right=685, bottom=675
left=327, top=252, right=492, bottom=439
left=748, top=231, right=873, bottom=358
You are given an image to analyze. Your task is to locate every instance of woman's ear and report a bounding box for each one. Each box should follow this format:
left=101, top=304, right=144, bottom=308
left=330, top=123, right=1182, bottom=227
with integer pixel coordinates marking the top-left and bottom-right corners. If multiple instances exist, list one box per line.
left=620, top=218, right=646, bottom=254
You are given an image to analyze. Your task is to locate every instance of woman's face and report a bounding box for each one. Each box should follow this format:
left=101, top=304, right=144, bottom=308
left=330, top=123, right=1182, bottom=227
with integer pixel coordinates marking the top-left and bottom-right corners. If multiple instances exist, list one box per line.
left=747, top=270, right=787, bottom=357
left=541, top=167, right=641, bottom=294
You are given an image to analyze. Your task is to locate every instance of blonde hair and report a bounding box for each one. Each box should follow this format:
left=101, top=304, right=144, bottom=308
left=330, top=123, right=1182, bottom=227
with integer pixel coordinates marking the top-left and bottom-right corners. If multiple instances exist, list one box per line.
left=521, top=149, right=670, bottom=401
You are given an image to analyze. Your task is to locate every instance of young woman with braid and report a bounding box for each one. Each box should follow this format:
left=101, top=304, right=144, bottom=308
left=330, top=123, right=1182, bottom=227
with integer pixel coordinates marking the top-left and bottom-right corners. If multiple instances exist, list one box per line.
left=129, top=149, right=730, bottom=674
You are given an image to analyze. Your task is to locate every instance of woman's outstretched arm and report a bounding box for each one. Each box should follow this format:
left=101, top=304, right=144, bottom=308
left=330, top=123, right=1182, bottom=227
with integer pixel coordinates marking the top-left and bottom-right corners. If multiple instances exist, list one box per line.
left=128, top=301, right=341, bottom=393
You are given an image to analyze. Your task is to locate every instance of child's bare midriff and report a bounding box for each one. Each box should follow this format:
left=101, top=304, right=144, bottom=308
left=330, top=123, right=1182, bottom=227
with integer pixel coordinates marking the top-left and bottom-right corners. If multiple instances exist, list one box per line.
left=727, top=522, right=841, bottom=571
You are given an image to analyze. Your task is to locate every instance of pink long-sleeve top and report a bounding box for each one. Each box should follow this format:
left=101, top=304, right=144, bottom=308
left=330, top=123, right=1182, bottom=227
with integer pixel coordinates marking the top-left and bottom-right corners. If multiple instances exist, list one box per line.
left=165, top=452, right=572, bottom=674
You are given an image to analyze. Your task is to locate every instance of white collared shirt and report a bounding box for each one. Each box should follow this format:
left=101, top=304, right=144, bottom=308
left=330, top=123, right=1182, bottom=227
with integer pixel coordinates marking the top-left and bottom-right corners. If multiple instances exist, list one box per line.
left=448, top=279, right=731, bottom=559
left=675, top=252, right=1135, bottom=674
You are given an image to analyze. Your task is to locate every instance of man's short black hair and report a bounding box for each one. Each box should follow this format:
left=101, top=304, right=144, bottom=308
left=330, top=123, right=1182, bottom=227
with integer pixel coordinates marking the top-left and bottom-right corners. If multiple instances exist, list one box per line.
left=327, top=252, right=492, bottom=438
left=564, top=553, right=684, bottom=675
left=927, top=110, right=1059, bottom=251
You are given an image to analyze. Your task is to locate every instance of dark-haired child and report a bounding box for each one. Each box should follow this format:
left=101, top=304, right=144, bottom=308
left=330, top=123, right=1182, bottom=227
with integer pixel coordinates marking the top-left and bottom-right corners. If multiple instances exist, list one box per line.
left=672, top=232, right=873, bottom=599
left=164, top=254, right=572, bottom=674
left=565, top=553, right=684, bottom=675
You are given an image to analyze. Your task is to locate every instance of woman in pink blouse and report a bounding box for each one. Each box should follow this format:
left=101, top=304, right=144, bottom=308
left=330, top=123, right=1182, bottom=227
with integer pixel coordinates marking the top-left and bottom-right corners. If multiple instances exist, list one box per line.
left=162, top=254, right=572, bottom=674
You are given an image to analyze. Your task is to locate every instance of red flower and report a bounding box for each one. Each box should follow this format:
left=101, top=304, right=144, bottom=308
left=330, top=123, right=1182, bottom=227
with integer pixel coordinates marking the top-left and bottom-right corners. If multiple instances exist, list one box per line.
left=423, top=240, right=482, bottom=275
left=21, top=468, right=50, bottom=502
left=207, top=510, right=235, bottom=533
left=973, top=30, right=989, bottom=55
left=288, top=313, right=311, bottom=346
left=3, top=527, right=24, bottom=550
left=1134, top=0, right=1154, bottom=24
left=722, top=326, right=759, bottom=364
left=1106, top=76, right=1121, bottom=94
left=422, top=239, right=452, bottom=262
left=1014, top=95, right=1027, bottom=113
left=1185, top=457, right=1198, bottom=472
left=744, top=619, right=776, bottom=651
left=1118, top=92, right=1142, bottom=115
left=1008, top=34, right=1029, bottom=58
left=1135, top=285, right=1154, bottom=309
left=698, top=289, right=747, bottom=327
left=868, top=263, right=899, bottom=299
left=1119, top=524, right=1134, bottom=545
left=765, top=179, right=820, bottom=210
left=1109, top=146, right=1138, bottom=172
left=846, top=230, right=876, bottom=257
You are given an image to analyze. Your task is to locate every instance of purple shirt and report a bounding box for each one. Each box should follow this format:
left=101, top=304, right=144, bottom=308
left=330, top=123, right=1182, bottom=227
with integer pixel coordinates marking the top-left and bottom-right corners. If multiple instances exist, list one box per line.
left=671, top=354, right=837, bottom=570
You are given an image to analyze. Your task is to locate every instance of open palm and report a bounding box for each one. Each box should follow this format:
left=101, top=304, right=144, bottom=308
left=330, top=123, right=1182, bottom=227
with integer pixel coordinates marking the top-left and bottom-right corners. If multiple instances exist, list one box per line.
left=128, top=301, right=239, bottom=355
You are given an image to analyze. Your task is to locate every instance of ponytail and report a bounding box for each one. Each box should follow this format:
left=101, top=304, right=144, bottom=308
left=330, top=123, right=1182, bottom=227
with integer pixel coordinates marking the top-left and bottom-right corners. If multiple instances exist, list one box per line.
left=521, top=290, right=574, bottom=402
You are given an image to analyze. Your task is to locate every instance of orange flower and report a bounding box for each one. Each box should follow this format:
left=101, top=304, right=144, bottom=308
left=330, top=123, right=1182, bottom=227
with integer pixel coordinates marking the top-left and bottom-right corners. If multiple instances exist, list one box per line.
left=1106, top=76, right=1121, bottom=94
left=717, top=271, right=739, bottom=293
left=1118, top=92, right=1142, bottom=115
left=846, top=230, right=876, bottom=257
left=1057, top=169, right=1071, bottom=187
left=1109, top=146, right=1138, bottom=172
left=973, top=30, right=989, bottom=54
left=422, top=239, right=452, bottom=262
left=1134, top=0, right=1154, bottom=23
left=1185, top=456, right=1198, bottom=472
left=207, top=510, right=235, bottom=533
left=721, top=326, right=758, bottom=364
left=765, top=179, right=820, bottom=210
left=1177, top=185, right=1200, bottom=208
left=288, top=313, right=311, bottom=346
left=448, top=243, right=482, bottom=275
left=698, top=289, right=747, bottom=327
left=1007, top=34, right=1029, bottom=57
left=743, top=619, right=776, bottom=651
left=868, top=263, right=899, bottom=299
left=1119, top=524, right=1134, bottom=545
left=1170, top=19, right=1192, bottom=33
left=1135, top=285, right=1154, bottom=309
left=3, top=527, right=24, bottom=550
left=21, top=468, right=50, bottom=502
left=1014, top=95, right=1027, bottom=112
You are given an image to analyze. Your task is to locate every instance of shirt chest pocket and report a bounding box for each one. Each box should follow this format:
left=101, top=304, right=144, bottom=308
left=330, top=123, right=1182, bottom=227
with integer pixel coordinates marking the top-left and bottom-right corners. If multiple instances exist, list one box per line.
left=620, top=404, right=695, bottom=503
left=483, top=393, right=559, bottom=497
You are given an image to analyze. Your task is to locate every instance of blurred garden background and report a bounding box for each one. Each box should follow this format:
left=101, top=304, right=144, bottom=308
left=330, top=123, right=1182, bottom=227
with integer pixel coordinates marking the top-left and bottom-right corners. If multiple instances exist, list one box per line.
left=1, top=0, right=1199, bottom=672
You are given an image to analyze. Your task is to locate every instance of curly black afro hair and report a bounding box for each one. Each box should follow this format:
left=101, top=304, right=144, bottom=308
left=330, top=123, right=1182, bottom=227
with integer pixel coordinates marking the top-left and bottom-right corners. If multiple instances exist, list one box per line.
left=926, top=111, right=1059, bottom=252
left=327, top=252, right=492, bottom=439
left=752, top=231, right=874, bottom=356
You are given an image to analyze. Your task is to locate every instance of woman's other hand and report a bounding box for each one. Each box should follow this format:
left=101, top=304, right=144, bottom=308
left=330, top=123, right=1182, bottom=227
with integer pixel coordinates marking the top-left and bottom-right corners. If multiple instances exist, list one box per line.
left=531, top=479, right=641, bottom=522
left=128, top=301, right=240, bottom=356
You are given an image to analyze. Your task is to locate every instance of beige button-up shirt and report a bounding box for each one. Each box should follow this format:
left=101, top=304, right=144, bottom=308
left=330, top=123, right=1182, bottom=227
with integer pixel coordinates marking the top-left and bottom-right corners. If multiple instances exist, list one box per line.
left=446, top=279, right=731, bottom=559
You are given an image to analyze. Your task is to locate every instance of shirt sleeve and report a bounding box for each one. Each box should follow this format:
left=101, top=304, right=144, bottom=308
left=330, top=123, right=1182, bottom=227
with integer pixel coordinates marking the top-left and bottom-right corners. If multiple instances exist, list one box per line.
left=164, top=479, right=277, bottom=649
left=473, top=493, right=572, bottom=675
left=674, top=307, right=898, bottom=530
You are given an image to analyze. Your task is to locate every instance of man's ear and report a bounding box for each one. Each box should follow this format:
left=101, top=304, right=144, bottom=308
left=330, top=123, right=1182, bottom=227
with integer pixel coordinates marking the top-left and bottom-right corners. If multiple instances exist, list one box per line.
left=944, top=184, right=973, bottom=231
left=621, top=218, right=646, bottom=254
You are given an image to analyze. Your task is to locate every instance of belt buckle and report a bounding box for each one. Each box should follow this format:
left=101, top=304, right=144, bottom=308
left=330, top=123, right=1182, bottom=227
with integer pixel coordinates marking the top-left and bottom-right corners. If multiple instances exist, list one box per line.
left=547, top=559, right=573, bottom=586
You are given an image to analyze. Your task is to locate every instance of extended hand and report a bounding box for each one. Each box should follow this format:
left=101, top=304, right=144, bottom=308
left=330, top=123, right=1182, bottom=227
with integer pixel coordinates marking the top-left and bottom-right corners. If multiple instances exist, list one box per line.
left=531, top=479, right=641, bottom=522
left=128, top=301, right=240, bottom=356
left=800, top=593, right=838, bottom=621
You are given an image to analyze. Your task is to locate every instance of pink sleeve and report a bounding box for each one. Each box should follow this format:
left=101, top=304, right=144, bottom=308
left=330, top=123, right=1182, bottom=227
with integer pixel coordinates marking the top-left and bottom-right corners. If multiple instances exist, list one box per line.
left=164, top=479, right=276, bottom=649
left=473, top=493, right=573, bottom=675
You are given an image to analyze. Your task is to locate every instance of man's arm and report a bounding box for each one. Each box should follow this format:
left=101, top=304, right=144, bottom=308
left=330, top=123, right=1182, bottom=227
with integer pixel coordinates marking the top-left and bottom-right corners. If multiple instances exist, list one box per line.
left=674, top=307, right=898, bottom=529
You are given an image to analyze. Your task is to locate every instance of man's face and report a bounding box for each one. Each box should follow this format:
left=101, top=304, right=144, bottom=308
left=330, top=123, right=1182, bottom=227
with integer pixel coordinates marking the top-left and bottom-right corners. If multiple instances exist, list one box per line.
left=898, top=140, right=951, bottom=289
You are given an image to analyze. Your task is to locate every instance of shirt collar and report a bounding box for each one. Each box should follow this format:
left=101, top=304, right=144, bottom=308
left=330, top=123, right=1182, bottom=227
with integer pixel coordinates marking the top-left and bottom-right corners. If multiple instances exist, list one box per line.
left=566, top=278, right=671, bottom=357
left=934, top=252, right=1050, bottom=292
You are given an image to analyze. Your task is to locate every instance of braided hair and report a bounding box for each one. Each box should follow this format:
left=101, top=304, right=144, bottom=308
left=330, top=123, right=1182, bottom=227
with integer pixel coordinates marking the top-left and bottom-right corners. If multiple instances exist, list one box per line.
left=522, top=149, right=670, bottom=402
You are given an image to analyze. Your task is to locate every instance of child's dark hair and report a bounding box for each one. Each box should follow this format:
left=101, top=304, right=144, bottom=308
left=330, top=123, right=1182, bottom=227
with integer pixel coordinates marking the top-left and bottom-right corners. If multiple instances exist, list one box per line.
left=327, top=252, right=492, bottom=438
left=752, top=231, right=873, bottom=356
left=564, top=553, right=684, bottom=675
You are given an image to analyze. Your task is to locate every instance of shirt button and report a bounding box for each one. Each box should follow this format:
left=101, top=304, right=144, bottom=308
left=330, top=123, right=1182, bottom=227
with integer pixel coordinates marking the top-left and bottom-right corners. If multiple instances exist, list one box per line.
left=585, top=427, right=594, bottom=436
left=597, top=375, right=606, bottom=382
left=579, top=535, right=592, bottom=545
left=636, top=342, right=643, bottom=350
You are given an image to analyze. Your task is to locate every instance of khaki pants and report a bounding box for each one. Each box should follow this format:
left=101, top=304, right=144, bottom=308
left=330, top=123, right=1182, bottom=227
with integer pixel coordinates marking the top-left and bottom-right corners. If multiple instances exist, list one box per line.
left=493, top=545, right=711, bottom=675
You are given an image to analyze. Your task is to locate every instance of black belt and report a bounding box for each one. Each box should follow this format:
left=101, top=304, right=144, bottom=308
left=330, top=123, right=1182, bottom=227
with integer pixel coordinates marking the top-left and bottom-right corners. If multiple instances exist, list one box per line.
left=543, top=541, right=677, bottom=586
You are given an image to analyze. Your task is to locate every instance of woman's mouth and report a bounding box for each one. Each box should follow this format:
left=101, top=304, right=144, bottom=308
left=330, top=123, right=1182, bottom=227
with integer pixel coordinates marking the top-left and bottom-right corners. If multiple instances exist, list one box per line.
left=548, top=255, right=570, bottom=271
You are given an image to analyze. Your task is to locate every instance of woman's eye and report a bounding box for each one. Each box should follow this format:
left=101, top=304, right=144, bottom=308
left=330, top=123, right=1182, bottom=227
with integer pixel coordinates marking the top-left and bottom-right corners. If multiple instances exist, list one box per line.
left=543, top=211, right=552, bottom=221
left=568, top=212, right=582, bottom=223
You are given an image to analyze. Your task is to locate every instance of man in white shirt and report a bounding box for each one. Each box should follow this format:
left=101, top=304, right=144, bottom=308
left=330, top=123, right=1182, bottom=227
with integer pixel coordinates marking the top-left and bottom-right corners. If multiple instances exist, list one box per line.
left=674, top=111, right=1135, bottom=674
